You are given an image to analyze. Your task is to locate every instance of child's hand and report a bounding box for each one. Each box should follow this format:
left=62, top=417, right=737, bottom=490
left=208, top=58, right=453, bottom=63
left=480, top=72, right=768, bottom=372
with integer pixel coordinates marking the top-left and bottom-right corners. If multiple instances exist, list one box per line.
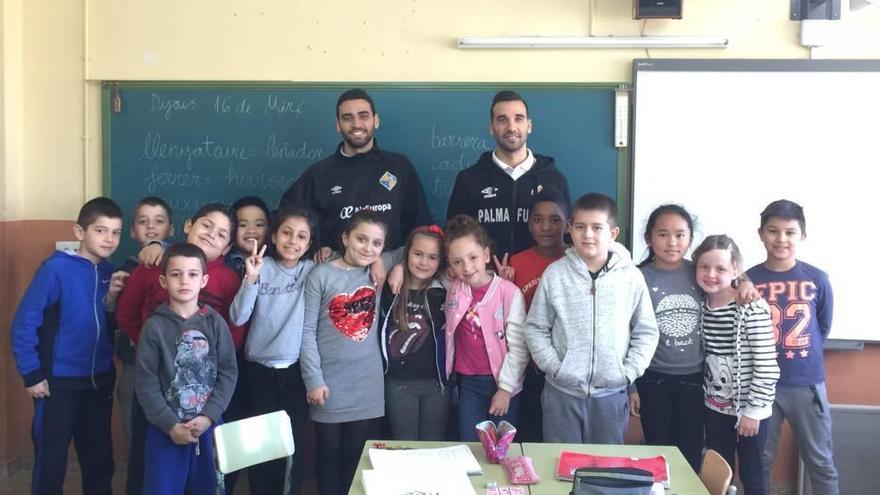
left=307, top=386, right=330, bottom=407
left=184, top=415, right=213, bottom=438
left=25, top=380, right=50, bottom=399
left=169, top=423, right=197, bottom=445
left=735, top=280, right=760, bottom=305
left=737, top=416, right=760, bottom=437
left=244, top=239, right=267, bottom=284
left=138, top=242, right=165, bottom=268
left=489, top=389, right=511, bottom=417
left=370, top=256, right=387, bottom=288
left=493, top=253, right=515, bottom=281
left=628, top=390, right=641, bottom=417
left=104, top=271, right=130, bottom=305
left=387, top=263, right=404, bottom=294
left=314, top=246, right=332, bottom=263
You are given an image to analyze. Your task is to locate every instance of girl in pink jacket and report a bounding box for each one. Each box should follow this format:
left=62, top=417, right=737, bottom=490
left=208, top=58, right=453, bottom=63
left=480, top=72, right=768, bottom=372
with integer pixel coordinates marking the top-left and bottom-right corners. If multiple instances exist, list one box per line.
left=444, top=215, right=529, bottom=441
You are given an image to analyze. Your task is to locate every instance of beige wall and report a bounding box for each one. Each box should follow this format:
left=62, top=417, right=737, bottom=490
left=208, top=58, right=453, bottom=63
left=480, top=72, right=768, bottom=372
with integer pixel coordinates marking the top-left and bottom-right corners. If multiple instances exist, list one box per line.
left=2, top=0, right=23, bottom=222
left=2, top=0, right=877, bottom=220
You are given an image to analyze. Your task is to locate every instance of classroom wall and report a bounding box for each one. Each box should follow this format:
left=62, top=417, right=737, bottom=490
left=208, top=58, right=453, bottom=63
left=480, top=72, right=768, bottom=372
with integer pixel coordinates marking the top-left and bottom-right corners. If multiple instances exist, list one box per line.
left=2, top=0, right=879, bottom=489
left=10, top=0, right=880, bottom=220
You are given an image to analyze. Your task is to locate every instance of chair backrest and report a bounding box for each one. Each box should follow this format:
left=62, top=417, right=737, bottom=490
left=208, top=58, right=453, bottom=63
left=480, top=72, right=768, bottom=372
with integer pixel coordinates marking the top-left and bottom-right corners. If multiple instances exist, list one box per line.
left=700, top=449, right=733, bottom=495
left=213, top=410, right=295, bottom=474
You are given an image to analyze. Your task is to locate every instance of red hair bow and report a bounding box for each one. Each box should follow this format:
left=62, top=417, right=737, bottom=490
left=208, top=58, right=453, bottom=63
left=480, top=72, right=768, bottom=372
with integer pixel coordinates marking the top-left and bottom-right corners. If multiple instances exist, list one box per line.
left=420, top=224, right=444, bottom=238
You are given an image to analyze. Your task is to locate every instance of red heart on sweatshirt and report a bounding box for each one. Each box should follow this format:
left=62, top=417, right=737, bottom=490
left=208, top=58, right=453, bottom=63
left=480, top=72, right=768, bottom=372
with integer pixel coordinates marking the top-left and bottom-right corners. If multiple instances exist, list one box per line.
left=328, top=286, right=376, bottom=342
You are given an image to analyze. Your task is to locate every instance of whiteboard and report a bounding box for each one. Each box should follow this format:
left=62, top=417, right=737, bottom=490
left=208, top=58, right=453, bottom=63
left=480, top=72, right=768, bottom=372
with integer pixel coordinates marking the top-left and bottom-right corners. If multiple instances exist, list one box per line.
left=631, top=59, right=880, bottom=343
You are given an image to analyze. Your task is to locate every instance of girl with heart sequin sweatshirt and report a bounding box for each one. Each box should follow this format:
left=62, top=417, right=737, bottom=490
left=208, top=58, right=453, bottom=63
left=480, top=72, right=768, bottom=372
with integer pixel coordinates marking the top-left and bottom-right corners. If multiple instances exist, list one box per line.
left=300, top=260, right=389, bottom=423
left=299, top=211, right=403, bottom=424
left=299, top=210, right=404, bottom=495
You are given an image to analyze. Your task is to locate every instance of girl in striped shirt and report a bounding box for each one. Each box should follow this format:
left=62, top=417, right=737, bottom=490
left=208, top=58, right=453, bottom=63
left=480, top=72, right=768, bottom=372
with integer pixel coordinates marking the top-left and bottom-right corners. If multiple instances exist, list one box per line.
left=693, top=235, right=780, bottom=495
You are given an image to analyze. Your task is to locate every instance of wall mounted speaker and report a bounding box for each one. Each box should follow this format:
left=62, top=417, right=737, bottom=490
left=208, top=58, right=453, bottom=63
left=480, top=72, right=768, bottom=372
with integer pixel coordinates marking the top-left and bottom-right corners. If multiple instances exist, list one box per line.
left=634, top=0, right=683, bottom=19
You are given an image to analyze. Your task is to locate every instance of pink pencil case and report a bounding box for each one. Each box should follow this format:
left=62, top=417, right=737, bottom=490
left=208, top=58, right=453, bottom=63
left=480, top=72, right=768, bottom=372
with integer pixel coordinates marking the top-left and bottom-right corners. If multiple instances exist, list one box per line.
left=475, top=420, right=517, bottom=463
left=500, top=455, right=540, bottom=485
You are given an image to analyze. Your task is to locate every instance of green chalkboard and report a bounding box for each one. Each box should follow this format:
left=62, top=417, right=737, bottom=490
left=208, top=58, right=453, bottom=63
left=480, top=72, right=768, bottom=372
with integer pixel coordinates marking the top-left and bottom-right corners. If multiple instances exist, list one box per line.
left=102, top=82, right=627, bottom=260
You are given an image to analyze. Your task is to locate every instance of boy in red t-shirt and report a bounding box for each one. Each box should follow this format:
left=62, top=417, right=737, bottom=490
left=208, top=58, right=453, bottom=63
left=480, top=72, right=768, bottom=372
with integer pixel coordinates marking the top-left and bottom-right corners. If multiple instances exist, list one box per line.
left=508, top=189, right=570, bottom=307
left=505, top=188, right=569, bottom=441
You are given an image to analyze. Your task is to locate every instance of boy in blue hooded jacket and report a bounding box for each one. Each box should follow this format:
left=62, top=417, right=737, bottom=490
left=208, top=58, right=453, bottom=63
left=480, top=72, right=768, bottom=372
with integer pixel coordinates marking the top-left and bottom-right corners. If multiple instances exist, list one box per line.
left=11, top=197, right=128, bottom=494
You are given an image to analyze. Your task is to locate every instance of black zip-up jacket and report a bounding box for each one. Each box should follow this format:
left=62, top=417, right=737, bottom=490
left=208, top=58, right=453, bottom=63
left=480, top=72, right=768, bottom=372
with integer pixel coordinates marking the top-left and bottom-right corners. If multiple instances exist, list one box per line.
left=446, top=151, right=571, bottom=256
left=279, top=141, right=431, bottom=251
left=379, top=282, right=448, bottom=388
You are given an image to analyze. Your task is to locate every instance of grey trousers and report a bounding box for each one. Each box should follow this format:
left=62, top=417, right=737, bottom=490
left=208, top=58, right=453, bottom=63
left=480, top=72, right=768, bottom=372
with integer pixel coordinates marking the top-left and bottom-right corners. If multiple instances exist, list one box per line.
left=763, top=382, right=839, bottom=495
left=542, top=383, right=629, bottom=444
left=385, top=375, right=452, bottom=440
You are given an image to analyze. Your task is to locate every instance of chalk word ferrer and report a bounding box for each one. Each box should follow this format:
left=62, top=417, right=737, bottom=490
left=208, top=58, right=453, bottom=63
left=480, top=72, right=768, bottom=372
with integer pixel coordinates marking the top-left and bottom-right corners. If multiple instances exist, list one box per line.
left=139, top=133, right=256, bottom=169
left=148, top=94, right=197, bottom=121
left=145, top=164, right=209, bottom=193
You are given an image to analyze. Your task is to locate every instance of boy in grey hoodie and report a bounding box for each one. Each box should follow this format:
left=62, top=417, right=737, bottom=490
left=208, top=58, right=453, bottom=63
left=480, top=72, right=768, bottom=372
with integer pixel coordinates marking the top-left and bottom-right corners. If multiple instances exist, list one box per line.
left=526, top=193, right=658, bottom=444
left=135, top=243, right=237, bottom=495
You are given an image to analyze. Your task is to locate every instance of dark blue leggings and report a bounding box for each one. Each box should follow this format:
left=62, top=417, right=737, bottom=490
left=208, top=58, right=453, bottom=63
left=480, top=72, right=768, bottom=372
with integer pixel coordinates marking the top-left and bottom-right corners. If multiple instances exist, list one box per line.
left=635, top=370, right=705, bottom=471
left=705, top=408, right=769, bottom=495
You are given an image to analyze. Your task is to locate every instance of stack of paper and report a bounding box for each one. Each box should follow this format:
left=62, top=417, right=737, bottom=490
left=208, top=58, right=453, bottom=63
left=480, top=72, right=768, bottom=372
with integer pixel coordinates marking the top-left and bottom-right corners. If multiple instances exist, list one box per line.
left=361, top=468, right=476, bottom=495
left=368, top=444, right=483, bottom=475
left=362, top=445, right=482, bottom=495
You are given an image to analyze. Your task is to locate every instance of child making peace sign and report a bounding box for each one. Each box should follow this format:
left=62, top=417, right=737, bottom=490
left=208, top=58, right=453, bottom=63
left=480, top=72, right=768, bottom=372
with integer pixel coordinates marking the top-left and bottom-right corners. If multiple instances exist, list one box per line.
left=230, top=207, right=319, bottom=495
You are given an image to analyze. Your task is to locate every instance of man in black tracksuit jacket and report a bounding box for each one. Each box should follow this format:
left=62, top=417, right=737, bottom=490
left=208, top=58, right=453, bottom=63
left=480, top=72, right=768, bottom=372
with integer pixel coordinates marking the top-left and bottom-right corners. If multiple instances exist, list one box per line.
left=280, top=89, right=431, bottom=254
left=447, top=90, right=571, bottom=257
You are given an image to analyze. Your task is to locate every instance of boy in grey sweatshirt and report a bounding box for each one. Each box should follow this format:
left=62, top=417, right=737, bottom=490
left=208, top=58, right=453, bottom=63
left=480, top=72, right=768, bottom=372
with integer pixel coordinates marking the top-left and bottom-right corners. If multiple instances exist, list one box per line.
left=526, top=193, right=658, bottom=444
left=135, top=243, right=237, bottom=494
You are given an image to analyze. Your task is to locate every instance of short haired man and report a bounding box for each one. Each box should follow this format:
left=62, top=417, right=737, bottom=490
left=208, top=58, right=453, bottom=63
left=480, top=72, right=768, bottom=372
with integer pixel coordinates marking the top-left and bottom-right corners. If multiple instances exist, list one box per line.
left=447, top=90, right=571, bottom=258
left=280, top=88, right=431, bottom=257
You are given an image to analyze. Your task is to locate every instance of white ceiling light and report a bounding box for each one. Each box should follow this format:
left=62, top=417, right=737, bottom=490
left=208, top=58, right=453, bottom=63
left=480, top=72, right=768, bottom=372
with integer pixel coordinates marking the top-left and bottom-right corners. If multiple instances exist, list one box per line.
left=851, top=0, right=880, bottom=10
left=458, top=36, right=728, bottom=49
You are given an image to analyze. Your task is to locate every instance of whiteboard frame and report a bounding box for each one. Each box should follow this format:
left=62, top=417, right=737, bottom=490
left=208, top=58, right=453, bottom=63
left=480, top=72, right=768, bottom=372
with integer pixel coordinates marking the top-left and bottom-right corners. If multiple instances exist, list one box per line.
left=631, top=59, right=880, bottom=344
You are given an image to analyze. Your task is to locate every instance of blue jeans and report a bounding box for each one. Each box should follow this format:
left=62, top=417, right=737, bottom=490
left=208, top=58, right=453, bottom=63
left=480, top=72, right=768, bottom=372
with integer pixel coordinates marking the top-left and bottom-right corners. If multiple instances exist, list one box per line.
left=457, top=375, right=520, bottom=441
left=763, top=383, right=838, bottom=495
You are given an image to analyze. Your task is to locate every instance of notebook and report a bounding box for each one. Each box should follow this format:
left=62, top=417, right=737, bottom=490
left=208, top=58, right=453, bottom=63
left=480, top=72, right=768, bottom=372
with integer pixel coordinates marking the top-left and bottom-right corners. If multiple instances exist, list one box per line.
left=555, top=451, right=670, bottom=488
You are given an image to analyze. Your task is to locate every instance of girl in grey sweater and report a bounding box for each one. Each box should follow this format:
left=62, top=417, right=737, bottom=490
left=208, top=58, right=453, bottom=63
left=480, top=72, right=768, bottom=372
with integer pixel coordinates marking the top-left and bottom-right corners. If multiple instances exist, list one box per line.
left=300, top=210, right=396, bottom=495
left=229, top=207, right=318, bottom=495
